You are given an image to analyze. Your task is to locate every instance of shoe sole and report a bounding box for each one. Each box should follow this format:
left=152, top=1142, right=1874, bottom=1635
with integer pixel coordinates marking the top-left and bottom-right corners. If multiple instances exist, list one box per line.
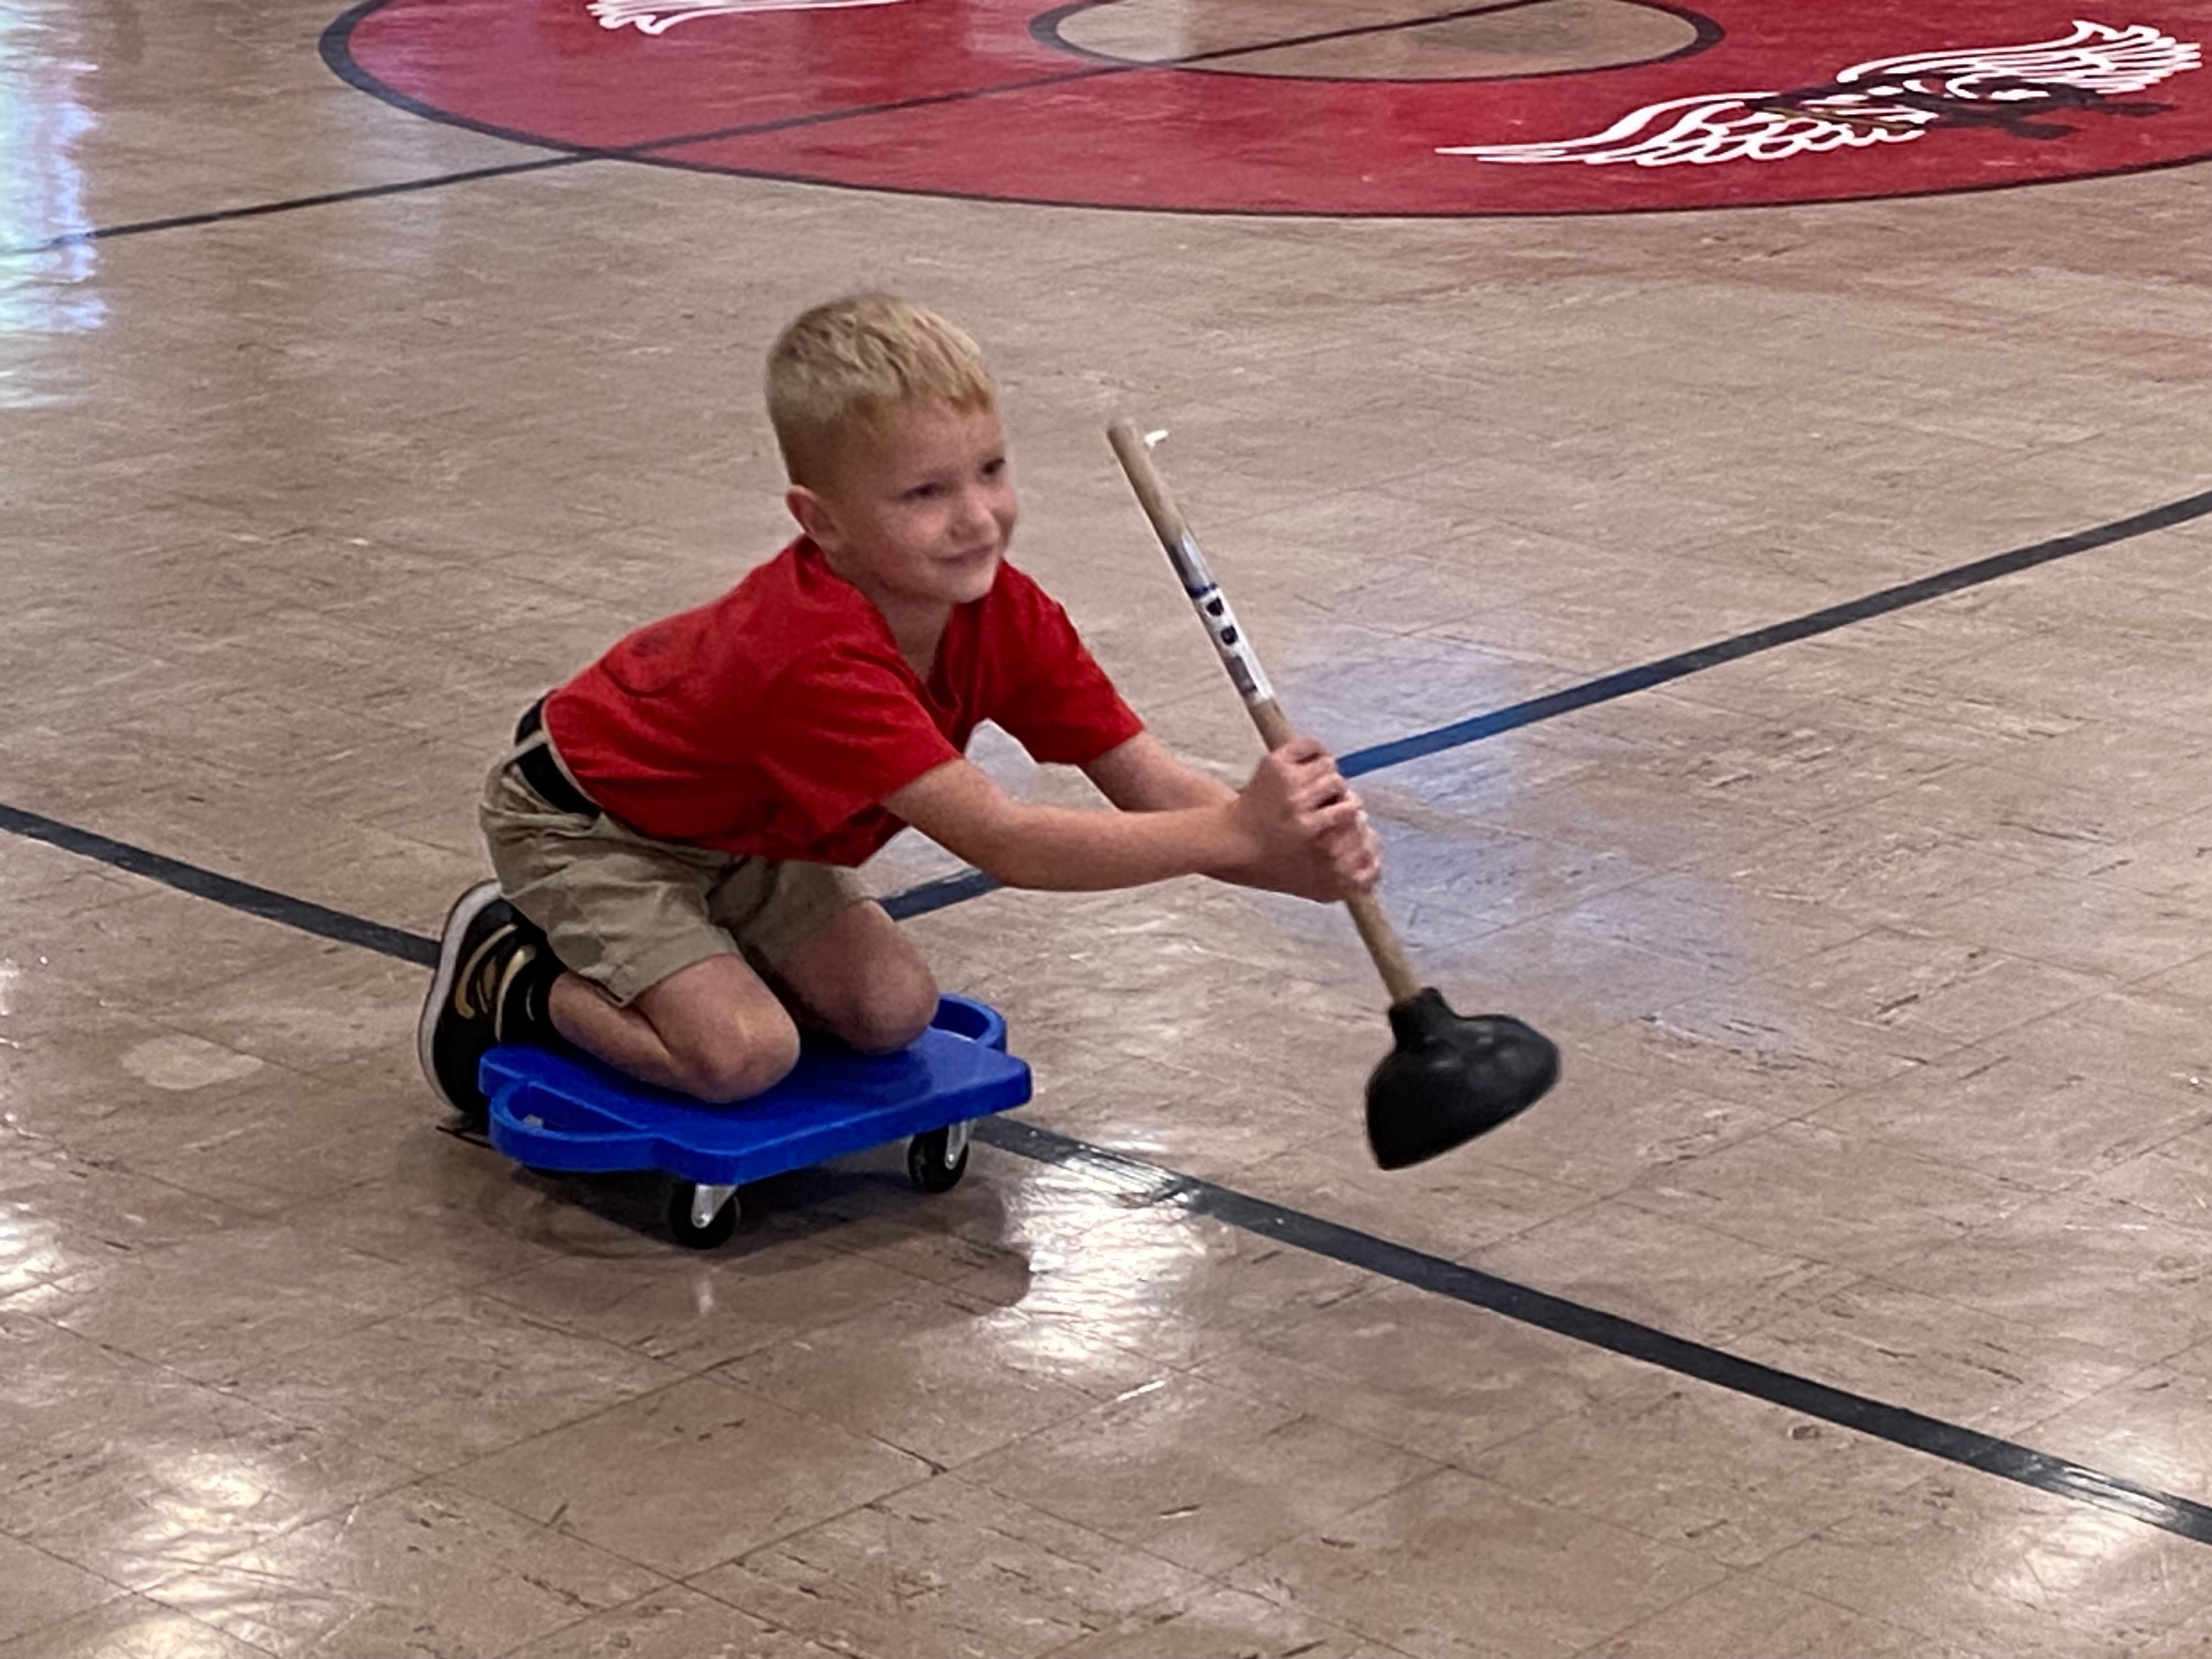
left=418, top=880, right=506, bottom=1112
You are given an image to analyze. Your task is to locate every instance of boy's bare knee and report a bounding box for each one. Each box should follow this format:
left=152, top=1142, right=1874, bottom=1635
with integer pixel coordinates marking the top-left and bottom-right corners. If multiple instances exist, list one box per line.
left=839, top=965, right=939, bottom=1055
left=671, top=1017, right=801, bottom=1104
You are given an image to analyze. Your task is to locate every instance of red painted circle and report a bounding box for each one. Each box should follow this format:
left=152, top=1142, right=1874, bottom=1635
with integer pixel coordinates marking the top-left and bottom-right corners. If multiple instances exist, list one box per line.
left=331, top=0, right=2212, bottom=214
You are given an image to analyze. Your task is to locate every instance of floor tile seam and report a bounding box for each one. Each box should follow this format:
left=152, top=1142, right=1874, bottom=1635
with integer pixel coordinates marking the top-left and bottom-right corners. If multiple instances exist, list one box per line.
left=1393, top=867, right=1850, bottom=979
left=128, top=1527, right=468, bottom=1631
left=1599, top=1173, right=2047, bottom=1290
left=1748, top=1261, right=2191, bottom=1390
left=1777, top=1117, right=2128, bottom=1213
left=83, top=1459, right=434, bottom=1604
left=2004, top=1355, right=2212, bottom=1483
left=679, top=1473, right=1234, bottom=1649
left=0, top=1536, right=148, bottom=1623
left=204, top=1294, right=702, bottom=1478
left=328, top=1240, right=638, bottom=1317
left=1753, top=1508, right=2183, bottom=1652
left=707, top=1279, right=1181, bottom=1406
left=1786, top=968, right=2120, bottom=1057
left=1512, top=1453, right=1938, bottom=1619
left=1816, top=949, right=2212, bottom=1089
left=1971, top=768, right=2212, bottom=847
left=29, top=1142, right=429, bottom=1269
left=1441, top=760, right=1944, bottom=859
left=1214, top=1594, right=1429, bottom=1659
left=1554, top=1566, right=1764, bottom=1659
left=705, top=1347, right=1153, bottom=1476
left=1559, top=891, right=1889, bottom=989
left=991, top=1435, right=1454, bottom=1593
left=2123, top=1115, right=2212, bottom=1180
left=425, top=1364, right=948, bottom=1575
left=1889, top=892, right=2212, bottom=987
left=1623, top=1576, right=1953, bottom=1659
left=650, top=1460, right=952, bottom=1588
left=1471, top=1143, right=1726, bottom=1204
left=31, top=1264, right=464, bottom=1392
left=1221, top=1461, right=1731, bottom=1648
left=1444, top=1185, right=1621, bottom=1263
left=460, top=1275, right=783, bottom=1378
left=321, top=1468, right=694, bottom=1604
left=1052, top=1577, right=1404, bottom=1659
left=110, top=1601, right=291, bottom=1659
left=1349, top=853, right=1687, bottom=944
left=475, top=1582, right=695, bottom=1659
left=0, top=1309, right=221, bottom=1422
left=1631, top=974, right=1977, bottom=1078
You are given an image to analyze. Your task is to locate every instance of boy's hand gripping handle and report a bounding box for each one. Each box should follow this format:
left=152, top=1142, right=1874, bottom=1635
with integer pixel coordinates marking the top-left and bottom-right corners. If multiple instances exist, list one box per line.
left=1106, top=418, right=1424, bottom=1007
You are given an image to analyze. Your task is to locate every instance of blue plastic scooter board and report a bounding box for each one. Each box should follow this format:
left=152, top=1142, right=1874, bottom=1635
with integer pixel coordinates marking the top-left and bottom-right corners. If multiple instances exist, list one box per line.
left=479, top=994, right=1031, bottom=1248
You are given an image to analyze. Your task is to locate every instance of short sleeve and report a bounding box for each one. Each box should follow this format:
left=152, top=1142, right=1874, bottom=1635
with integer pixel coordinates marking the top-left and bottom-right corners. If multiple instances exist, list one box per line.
left=753, top=647, right=961, bottom=837
left=986, top=571, right=1145, bottom=766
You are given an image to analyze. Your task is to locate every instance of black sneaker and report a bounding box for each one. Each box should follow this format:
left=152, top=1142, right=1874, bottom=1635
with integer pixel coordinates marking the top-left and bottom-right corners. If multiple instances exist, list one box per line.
left=418, top=881, right=549, bottom=1121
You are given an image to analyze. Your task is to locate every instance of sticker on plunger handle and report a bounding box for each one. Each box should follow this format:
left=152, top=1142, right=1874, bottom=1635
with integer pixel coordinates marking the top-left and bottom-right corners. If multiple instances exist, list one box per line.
left=1167, top=530, right=1218, bottom=596
left=1184, top=582, right=1274, bottom=706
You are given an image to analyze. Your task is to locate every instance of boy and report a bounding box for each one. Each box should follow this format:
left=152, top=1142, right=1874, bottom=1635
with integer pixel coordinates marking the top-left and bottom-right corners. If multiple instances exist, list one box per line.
left=419, top=293, right=1380, bottom=1120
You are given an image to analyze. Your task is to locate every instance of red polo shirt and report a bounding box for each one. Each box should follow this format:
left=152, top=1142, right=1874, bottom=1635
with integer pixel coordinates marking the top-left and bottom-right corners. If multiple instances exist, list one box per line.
left=542, top=541, right=1143, bottom=866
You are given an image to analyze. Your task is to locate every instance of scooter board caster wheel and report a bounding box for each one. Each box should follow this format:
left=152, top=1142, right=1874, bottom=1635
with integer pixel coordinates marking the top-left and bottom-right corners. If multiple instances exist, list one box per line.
left=908, top=1120, right=970, bottom=1194
left=668, top=1181, right=738, bottom=1249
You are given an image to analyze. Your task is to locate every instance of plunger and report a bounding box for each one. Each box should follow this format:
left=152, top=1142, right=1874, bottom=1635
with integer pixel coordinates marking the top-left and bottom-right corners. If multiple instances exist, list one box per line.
left=1107, top=420, right=1561, bottom=1169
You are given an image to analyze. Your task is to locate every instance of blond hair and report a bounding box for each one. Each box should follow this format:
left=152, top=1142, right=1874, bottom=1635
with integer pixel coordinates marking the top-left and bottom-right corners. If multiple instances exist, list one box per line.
left=767, top=294, right=996, bottom=488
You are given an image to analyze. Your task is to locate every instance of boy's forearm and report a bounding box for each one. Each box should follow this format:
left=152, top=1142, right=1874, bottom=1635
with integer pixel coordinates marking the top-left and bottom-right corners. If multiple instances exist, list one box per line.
left=1082, top=732, right=1238, bottom=812
left=1128, top=768, right=1237, bottom=811
left=983, top=800, right=1249, bottom=891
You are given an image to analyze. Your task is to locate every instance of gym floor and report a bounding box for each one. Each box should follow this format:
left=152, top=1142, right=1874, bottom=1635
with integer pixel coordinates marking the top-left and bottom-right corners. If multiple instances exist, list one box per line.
left=7, top=1, right=2212, bottom=1653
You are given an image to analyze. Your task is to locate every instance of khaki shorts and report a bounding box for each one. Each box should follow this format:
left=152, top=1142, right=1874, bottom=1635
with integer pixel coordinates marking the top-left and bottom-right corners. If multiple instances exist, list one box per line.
left=479, top=734, right=868, bottom=1008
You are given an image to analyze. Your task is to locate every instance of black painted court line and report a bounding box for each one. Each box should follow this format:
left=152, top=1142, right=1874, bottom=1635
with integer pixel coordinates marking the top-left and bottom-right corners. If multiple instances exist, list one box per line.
left=548, top=483, right=2212, bottom=915
left=1032, top=0, right=1722, bottom=81
left=1035, top=0, right=1584, bottom=73
left=1343, top=485, right=2212, bottom=776
left=978, top=1115, right=2212, bottom=1546
left=323, top=0, right=1581, bottom=170
left=0, top=804, right=438, bottom=967
left=878, top=866, right=1003, bottom=921
left=0, top=157, right=587, bottom=257
left=11, top=0, right=1621, bottom=255
left=0, top=800, right=990, bottom=963
left=7, top=798, right=2207, bottom=1546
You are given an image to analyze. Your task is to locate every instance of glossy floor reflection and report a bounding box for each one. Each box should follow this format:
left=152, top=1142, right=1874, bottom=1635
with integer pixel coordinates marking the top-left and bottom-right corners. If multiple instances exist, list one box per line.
left=7, top=0, right=2212, bottom=1654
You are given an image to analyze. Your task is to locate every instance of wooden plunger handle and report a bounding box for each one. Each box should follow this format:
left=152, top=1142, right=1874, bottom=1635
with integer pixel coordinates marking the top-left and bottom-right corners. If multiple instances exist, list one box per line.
left=1107, top=418, right=1425, bottom=1006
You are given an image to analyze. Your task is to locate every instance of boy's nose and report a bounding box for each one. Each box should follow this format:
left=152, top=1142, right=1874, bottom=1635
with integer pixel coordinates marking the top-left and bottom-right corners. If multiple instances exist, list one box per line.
left=954, top=487, right=995, bottom=534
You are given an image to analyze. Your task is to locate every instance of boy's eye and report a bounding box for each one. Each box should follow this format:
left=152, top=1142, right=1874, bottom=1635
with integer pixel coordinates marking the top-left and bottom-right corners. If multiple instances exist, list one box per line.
left=980, top=456, right=1007, bottom=479
left=904, top=482, right=944, bottom=502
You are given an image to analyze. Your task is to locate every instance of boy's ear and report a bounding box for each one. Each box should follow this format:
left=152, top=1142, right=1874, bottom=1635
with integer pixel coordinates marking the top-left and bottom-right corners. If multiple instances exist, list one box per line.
left=786, top=484, right=842, bottom=550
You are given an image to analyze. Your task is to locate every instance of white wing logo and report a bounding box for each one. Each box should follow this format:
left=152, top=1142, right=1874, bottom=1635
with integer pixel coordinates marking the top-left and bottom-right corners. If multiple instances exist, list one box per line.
left=1441, top=20, right=2201, bottom=166
left=589, top=0, right=911, bottom=35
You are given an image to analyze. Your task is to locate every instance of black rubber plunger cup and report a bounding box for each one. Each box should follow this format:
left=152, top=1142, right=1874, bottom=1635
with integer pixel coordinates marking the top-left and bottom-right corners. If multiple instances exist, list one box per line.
left=1107, top=419, right=1562, bottom=1168
left=1368, top=990, right=1560, bottom=1170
